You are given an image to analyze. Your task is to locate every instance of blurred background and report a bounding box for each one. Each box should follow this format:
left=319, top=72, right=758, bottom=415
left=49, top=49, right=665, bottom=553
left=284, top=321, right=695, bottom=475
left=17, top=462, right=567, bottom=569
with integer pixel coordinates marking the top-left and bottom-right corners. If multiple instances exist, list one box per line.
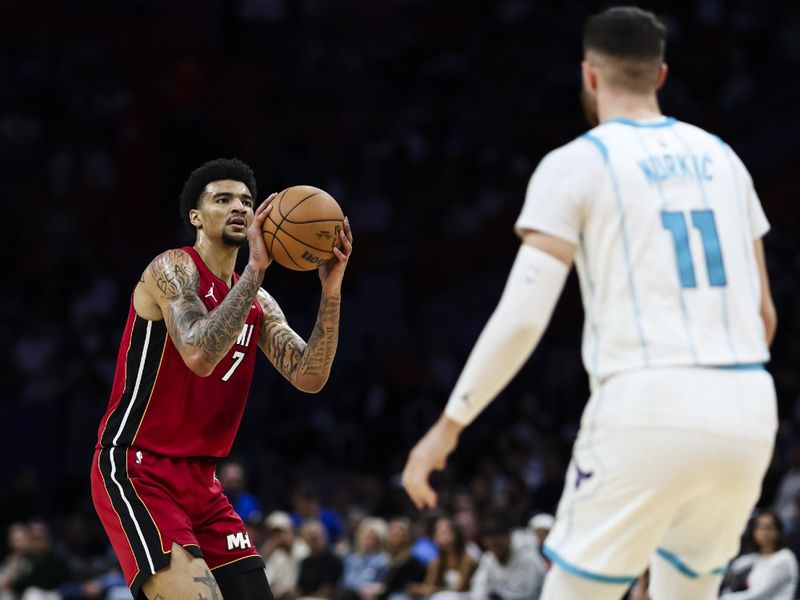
left=1, top=0, right=799, bottom=598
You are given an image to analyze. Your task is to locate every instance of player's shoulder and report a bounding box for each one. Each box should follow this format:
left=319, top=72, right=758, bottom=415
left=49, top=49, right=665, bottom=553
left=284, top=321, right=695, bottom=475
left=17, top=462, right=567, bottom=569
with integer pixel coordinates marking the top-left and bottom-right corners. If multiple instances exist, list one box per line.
left=146, top=248, right=197, bottom=276
left=672, top=119, right=730, bottom=147
left=141, top=248, right=200, bottom=299
left=535, top=134, right=607, bottom=176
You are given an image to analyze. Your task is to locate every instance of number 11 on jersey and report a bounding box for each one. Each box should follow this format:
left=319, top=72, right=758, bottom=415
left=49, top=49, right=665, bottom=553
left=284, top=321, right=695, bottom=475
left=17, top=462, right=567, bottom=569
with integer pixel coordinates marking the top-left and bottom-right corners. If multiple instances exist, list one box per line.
left=661, top=209, right=727, bottom=288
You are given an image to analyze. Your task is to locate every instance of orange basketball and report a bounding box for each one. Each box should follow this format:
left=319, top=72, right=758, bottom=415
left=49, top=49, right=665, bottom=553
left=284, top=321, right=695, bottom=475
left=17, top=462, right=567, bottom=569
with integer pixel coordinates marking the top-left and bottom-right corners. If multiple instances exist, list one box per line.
left=262, top=185, right=344, bottom=271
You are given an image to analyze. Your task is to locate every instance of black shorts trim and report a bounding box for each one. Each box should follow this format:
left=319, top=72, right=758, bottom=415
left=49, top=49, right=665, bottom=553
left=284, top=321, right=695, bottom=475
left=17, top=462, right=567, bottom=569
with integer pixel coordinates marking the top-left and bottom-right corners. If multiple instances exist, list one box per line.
left=211, top=554, right=266, bottom=581
left=98, top=447, right=167, bottom=581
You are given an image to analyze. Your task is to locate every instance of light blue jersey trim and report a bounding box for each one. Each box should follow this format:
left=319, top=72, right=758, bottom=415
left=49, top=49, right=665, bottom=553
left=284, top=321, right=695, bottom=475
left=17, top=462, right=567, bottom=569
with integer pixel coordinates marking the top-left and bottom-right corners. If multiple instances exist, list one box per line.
left=543, top=546, right=638, bottom=585
left=607, top=157, right=651, bottom=366
left=714, top=363, right=765, bottom=371
left=581, top=240, right=602, bottom=386
left=656, top=548, right=729, bottom=578
left=607, top=116, right=677, bottom=128
left=581, top=128, right=649, bottom=366
left=713, top=134, right=761, bottom=307
left=580, top=132, right=609, bottom=163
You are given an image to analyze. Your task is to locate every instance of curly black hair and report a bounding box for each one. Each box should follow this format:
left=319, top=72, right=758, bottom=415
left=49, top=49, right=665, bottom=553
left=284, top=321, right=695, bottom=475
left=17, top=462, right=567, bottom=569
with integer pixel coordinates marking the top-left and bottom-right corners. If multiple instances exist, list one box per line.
left=179, top=158, right=257, bottom=230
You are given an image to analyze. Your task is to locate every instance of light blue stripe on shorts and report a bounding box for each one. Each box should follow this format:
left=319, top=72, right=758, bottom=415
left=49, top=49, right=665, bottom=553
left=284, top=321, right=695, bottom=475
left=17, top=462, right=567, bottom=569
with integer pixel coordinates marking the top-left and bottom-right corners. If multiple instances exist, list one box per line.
left=712, top=363, right=765, bottom=371
left=543, top=545, right=638, bottom=585
left=656, top=548, right=729, bottom=578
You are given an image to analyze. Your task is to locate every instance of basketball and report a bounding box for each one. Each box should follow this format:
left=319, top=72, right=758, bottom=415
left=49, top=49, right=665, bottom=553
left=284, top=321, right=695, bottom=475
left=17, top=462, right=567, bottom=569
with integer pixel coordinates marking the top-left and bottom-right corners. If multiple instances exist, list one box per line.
left=262, top=185, right=344, bottom=271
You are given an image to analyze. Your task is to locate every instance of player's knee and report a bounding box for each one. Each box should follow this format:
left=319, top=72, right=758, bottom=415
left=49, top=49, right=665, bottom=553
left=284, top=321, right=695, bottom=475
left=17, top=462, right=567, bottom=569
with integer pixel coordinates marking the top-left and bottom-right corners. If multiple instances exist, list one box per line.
left=649, top=562, right=722, bottom=600
left=541, top=565, right=631, bottom=600
left=216, top=568, right=273, bottom=600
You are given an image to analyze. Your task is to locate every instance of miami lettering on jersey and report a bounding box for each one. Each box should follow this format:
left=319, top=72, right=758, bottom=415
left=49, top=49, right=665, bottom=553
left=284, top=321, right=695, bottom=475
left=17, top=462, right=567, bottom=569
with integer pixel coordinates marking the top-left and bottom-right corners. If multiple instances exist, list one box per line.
left=236, top=324, right=255, bottom=347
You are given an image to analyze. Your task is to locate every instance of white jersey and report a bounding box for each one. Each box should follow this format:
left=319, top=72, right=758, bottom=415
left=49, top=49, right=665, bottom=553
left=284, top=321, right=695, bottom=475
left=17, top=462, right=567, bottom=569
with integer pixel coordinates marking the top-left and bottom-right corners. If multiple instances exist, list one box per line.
left=516, top=116, right=770, bottom=386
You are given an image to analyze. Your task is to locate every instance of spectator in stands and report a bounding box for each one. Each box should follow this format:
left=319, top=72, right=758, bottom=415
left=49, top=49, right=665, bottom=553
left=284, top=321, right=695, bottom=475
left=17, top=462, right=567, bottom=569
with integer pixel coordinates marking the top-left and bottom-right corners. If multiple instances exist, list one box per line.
left=10, top=521, right=70, bottom=600
left=453, top=510, right=482, bottom=563
left=409, top=514, right=439, bottom=566
left=773, top=444, right=800, bottom=532
left=340, top=518, right=389, bottom=596
left=721, top=510, right=798, bottom=599
left=411, top=516, right=476, bottom=597
left=292, top=484, right=345, bottom=545
left=218, top=460, right=262, bottom=525
left=261, top=511, right=309, bottom=600
left=0, top=523, right=31, bottom=600
left=375, top=518, right=426, bottom=600
left=469, top=514, right=545, bottom=600
left=76, top=562, right=130, bottom=600
left=296, top=520, right=343, bottom=599
left=524, top=513, right=553, bottom=570
left=334, top=507, right=368, bottom=557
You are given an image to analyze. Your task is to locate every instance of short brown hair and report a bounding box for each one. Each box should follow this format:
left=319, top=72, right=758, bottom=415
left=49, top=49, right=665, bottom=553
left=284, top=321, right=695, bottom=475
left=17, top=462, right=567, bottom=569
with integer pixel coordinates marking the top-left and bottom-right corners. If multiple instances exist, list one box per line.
left=583, top=7, right=667, bottom=93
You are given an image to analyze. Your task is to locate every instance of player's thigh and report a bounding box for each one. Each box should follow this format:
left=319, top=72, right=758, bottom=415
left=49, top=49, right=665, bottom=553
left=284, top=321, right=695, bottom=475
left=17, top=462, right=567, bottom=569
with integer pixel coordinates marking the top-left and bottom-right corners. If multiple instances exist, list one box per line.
left=191, top=480, right=265, bottom=585
left=649, top=556, right=723, bottom=600
left=143, top=542, right=223, bottom=600
left=544, top=425, right=692, bottom=580
left=656, top=432, right=772, bottom=575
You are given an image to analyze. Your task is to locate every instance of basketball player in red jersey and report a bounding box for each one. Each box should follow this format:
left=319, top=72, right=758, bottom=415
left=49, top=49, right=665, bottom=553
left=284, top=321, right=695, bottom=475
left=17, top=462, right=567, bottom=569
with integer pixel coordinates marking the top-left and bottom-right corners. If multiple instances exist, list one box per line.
left=90, top=158, right=353, bottom=600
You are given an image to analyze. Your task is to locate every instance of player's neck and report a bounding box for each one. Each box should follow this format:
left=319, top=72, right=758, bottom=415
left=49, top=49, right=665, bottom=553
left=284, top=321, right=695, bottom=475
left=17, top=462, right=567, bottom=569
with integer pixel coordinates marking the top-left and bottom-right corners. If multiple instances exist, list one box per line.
left=193, top=236, right=239, bottom=286
left=598, top=91, right=663, bottom=124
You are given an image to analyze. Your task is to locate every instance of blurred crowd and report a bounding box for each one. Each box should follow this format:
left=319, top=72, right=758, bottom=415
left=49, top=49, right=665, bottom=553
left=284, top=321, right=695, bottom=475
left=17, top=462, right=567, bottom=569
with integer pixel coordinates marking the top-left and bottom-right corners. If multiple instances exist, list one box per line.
left=2, top=0, right=800, bottom=599
left=3, top=465, right=800, bottom=600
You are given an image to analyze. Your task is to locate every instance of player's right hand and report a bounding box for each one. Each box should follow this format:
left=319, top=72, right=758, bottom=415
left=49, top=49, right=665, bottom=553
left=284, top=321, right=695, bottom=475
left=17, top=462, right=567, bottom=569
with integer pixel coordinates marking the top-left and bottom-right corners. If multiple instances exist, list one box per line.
left=248, top=193, right=277, bottom=272
left=402, top=415, right=462, bottom=510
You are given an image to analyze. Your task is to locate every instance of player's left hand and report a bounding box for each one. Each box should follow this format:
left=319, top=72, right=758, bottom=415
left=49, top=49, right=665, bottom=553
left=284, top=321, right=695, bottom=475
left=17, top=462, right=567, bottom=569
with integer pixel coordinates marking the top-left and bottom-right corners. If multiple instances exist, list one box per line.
left=402, top=416, right=462, bottom=510
left=319, top=216, right=353, bottom=296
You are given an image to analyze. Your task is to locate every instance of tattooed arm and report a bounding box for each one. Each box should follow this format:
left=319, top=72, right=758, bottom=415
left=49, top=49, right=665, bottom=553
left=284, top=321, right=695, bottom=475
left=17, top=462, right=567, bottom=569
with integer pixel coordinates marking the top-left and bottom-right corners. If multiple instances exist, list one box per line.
left=136, top=249, right=264, bottom=376
left=132, top=194, right=276, bottom=376
left=256, top=289, right=341, bottom=393
left=256, top=213, right=351, bottom=391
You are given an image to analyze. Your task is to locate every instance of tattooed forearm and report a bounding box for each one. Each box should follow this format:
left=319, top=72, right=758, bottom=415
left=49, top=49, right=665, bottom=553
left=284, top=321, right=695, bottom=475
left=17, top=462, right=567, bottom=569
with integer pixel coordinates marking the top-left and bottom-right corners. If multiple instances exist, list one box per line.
left=149, top=250, right=264, bottom=367
left=192, top=570, right=220, bottom=600
left=302, top=294, right=340, bottom=376
left=259, top=291, right=341, bottom=389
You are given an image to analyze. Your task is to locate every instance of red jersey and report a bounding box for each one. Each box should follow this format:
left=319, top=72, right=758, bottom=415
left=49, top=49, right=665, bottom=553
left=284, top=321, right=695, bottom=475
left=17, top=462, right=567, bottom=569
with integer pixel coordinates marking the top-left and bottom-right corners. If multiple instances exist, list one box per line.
left=96, top=246, right=263, bottom=457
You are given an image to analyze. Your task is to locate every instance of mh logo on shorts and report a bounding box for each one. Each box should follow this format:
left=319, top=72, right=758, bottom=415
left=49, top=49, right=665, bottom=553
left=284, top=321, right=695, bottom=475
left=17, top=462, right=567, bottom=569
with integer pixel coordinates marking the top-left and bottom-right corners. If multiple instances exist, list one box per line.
left=226, top=531, right=252, bottom=551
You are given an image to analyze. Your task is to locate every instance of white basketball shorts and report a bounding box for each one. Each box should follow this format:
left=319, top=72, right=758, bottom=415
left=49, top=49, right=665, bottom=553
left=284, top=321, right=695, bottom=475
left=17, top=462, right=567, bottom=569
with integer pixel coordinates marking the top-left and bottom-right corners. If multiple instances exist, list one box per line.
left=543, top=365, right=776, bottom=586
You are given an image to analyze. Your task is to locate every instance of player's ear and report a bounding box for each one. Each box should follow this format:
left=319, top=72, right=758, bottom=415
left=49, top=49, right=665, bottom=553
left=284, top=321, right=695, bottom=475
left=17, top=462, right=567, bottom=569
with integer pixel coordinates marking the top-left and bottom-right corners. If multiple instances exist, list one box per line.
left=655, top=63, right=668, bottom=90
left=581, top=60, right=599, bottom=93
left=189, top=209, right=202, bottom=229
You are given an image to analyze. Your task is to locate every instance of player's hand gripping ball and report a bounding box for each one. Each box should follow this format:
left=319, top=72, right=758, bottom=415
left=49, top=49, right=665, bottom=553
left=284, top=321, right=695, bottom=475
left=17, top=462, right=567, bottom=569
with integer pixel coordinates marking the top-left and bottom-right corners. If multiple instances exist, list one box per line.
left=262, top=185, right=344, bottom=271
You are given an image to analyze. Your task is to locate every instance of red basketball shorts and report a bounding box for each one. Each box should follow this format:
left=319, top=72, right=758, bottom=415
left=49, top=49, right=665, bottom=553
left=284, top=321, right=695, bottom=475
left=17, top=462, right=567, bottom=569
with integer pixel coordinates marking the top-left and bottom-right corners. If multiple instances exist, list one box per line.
left=91, top=447, right=263, bottom=598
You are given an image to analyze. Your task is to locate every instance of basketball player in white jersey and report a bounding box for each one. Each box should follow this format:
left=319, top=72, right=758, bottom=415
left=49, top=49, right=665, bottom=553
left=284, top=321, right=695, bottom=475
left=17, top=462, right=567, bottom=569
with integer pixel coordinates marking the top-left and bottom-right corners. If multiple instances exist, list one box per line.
left=402, top=7, right=777, bottom=600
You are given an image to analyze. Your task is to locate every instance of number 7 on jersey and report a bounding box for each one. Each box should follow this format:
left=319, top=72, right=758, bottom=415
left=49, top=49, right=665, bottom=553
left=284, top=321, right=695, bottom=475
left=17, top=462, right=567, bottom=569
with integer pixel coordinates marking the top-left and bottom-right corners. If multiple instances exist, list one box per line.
left=661, top=209, right=727, bottom=288
left=221, top=351, right=245, bottom=382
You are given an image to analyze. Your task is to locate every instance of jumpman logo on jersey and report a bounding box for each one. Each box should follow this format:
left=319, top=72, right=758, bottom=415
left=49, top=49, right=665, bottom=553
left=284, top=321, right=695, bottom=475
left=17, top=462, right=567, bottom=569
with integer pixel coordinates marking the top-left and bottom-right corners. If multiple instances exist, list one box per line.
left=205, top=283, right=217, bottom=303
left=574, top=460, right=594, bottom=490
